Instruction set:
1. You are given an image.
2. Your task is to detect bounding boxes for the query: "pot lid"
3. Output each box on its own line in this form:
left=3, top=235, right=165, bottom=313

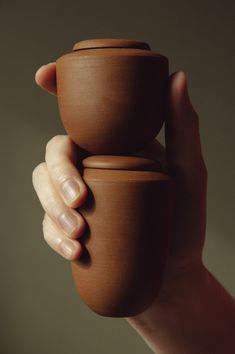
left=82, top=155, right=160, bottom=171
left=73, top=38, right=151, bottom=51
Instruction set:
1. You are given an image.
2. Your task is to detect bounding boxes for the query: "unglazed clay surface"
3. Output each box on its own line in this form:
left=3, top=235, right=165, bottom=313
left=56, top=39, right=169, bottom=154
left=71, top=156, right=175, bottom=317
left=55, top=39, right=174, bottom=317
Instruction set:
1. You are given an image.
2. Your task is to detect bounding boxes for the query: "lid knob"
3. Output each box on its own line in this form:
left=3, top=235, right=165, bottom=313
left=73, top=38, right=151, bottom=51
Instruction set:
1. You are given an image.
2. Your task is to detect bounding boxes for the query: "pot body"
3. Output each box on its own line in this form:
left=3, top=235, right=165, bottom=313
left=71, top=166, right=175, bottom=317
left=56, top=39, right=168, bottom=154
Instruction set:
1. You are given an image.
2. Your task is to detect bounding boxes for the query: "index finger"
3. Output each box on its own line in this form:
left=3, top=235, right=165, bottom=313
left=35, top=62, right=57, bottom=95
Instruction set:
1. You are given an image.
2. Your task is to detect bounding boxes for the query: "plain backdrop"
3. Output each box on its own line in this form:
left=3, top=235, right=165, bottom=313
left=1, top=0, right=234, bottom=353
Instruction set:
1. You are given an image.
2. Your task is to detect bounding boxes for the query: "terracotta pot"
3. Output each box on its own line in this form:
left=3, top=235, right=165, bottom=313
left=71, top=156, right=175, bottom=317
left=56, top=38, right=169, bottom=154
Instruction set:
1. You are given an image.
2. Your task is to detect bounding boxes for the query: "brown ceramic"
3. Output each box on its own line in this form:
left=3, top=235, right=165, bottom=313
left=71, top=156, right=175, bottom=317
left=56, top=38, right=169, bottom=154
left=54, top=38, right=174, bottom=317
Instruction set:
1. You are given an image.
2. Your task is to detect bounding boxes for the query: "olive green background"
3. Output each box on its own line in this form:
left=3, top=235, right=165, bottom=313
left=1, top=0, right=234, bottom=353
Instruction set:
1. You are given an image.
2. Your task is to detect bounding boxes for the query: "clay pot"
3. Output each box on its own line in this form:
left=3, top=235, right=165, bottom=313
left=56, top=39, right=169, bottom=154
left=55, top=38, right=174, bottom=317
left=71, top=156, right=175, bottom=317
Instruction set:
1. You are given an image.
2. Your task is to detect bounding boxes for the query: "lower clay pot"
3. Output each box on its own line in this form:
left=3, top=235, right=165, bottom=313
left=71, top=156, right=175, bottom=317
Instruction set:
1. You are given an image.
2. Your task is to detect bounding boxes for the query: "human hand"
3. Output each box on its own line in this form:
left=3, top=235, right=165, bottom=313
left=32, top=64, right=88, bottom=259
left=33, top=62, right=207, bottom=269
left=33, top=63, right=235, bottom=354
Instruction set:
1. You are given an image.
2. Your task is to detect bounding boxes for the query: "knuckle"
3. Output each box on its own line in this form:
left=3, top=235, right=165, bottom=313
left=42, top=217, right=49, bottom=241
left=42, top=214, right=47, bottom=227
left=46, top=135, right=68, bottom=153
left=32, top=162, right=46, bottom=184
left=43, top=195, right=58, bottom=215
left=43, top=229, right=50, bottom=244
left=42, top=215, right=55, bottom=243
left=47, top=161, right=64, bottom=181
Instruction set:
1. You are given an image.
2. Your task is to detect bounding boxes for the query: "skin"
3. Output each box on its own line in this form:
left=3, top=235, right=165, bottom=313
left=33, top=64, right=235, bottom=353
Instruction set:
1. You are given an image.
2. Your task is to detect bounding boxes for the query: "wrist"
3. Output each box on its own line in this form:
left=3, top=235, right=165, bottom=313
left=127, top=262, right=235, bottom=354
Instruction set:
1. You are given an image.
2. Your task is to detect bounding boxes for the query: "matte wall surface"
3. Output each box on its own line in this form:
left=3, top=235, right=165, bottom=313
left=1, top=1, right=234, bottom=353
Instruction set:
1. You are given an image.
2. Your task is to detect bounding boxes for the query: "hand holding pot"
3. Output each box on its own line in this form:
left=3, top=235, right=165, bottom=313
left=34, top=64, right=207, bottom=295
left=33, top=63, right=235, bottom=354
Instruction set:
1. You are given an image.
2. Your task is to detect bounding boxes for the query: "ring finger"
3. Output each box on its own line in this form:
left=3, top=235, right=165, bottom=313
left=43, top=213, right=82, bottom=260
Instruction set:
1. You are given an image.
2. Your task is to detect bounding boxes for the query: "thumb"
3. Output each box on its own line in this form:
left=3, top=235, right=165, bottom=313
left=166, top=71, right=206, bottom=184
left=165, top=71, right=207, bottom=263
left=35, top=63, right=57, bottom=95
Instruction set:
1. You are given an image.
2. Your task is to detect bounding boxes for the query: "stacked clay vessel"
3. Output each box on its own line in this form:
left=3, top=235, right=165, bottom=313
left=56, top=39, right=175, bottom=317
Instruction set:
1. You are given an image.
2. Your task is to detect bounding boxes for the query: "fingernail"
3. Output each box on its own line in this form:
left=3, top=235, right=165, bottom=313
left=58, top=211, right=78, bottom=235
left=61, top=178, right=80, bottom=203
left=60, top=239, right=76, bottom=259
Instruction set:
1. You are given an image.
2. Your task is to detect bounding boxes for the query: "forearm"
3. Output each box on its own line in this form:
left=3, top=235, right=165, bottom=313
left=127, top=264, right=235, bottom=354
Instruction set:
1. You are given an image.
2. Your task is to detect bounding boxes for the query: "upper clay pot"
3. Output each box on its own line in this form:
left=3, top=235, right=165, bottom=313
left=56, top=39, right=169, bottom=154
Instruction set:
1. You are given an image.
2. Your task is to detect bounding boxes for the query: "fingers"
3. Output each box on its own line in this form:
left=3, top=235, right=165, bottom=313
left=45, top=135, right=88, bottom=208
left=32, top=162, right=86, bottom=240
left=32, top=135, right=88, bottom=260
left=35, top=63, right=57, bottom=95
left=165, top=72, right=207, bottom=263
left=43, top=214, right=82, bottom=260
left=166, top=71, right=207, bottom=184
